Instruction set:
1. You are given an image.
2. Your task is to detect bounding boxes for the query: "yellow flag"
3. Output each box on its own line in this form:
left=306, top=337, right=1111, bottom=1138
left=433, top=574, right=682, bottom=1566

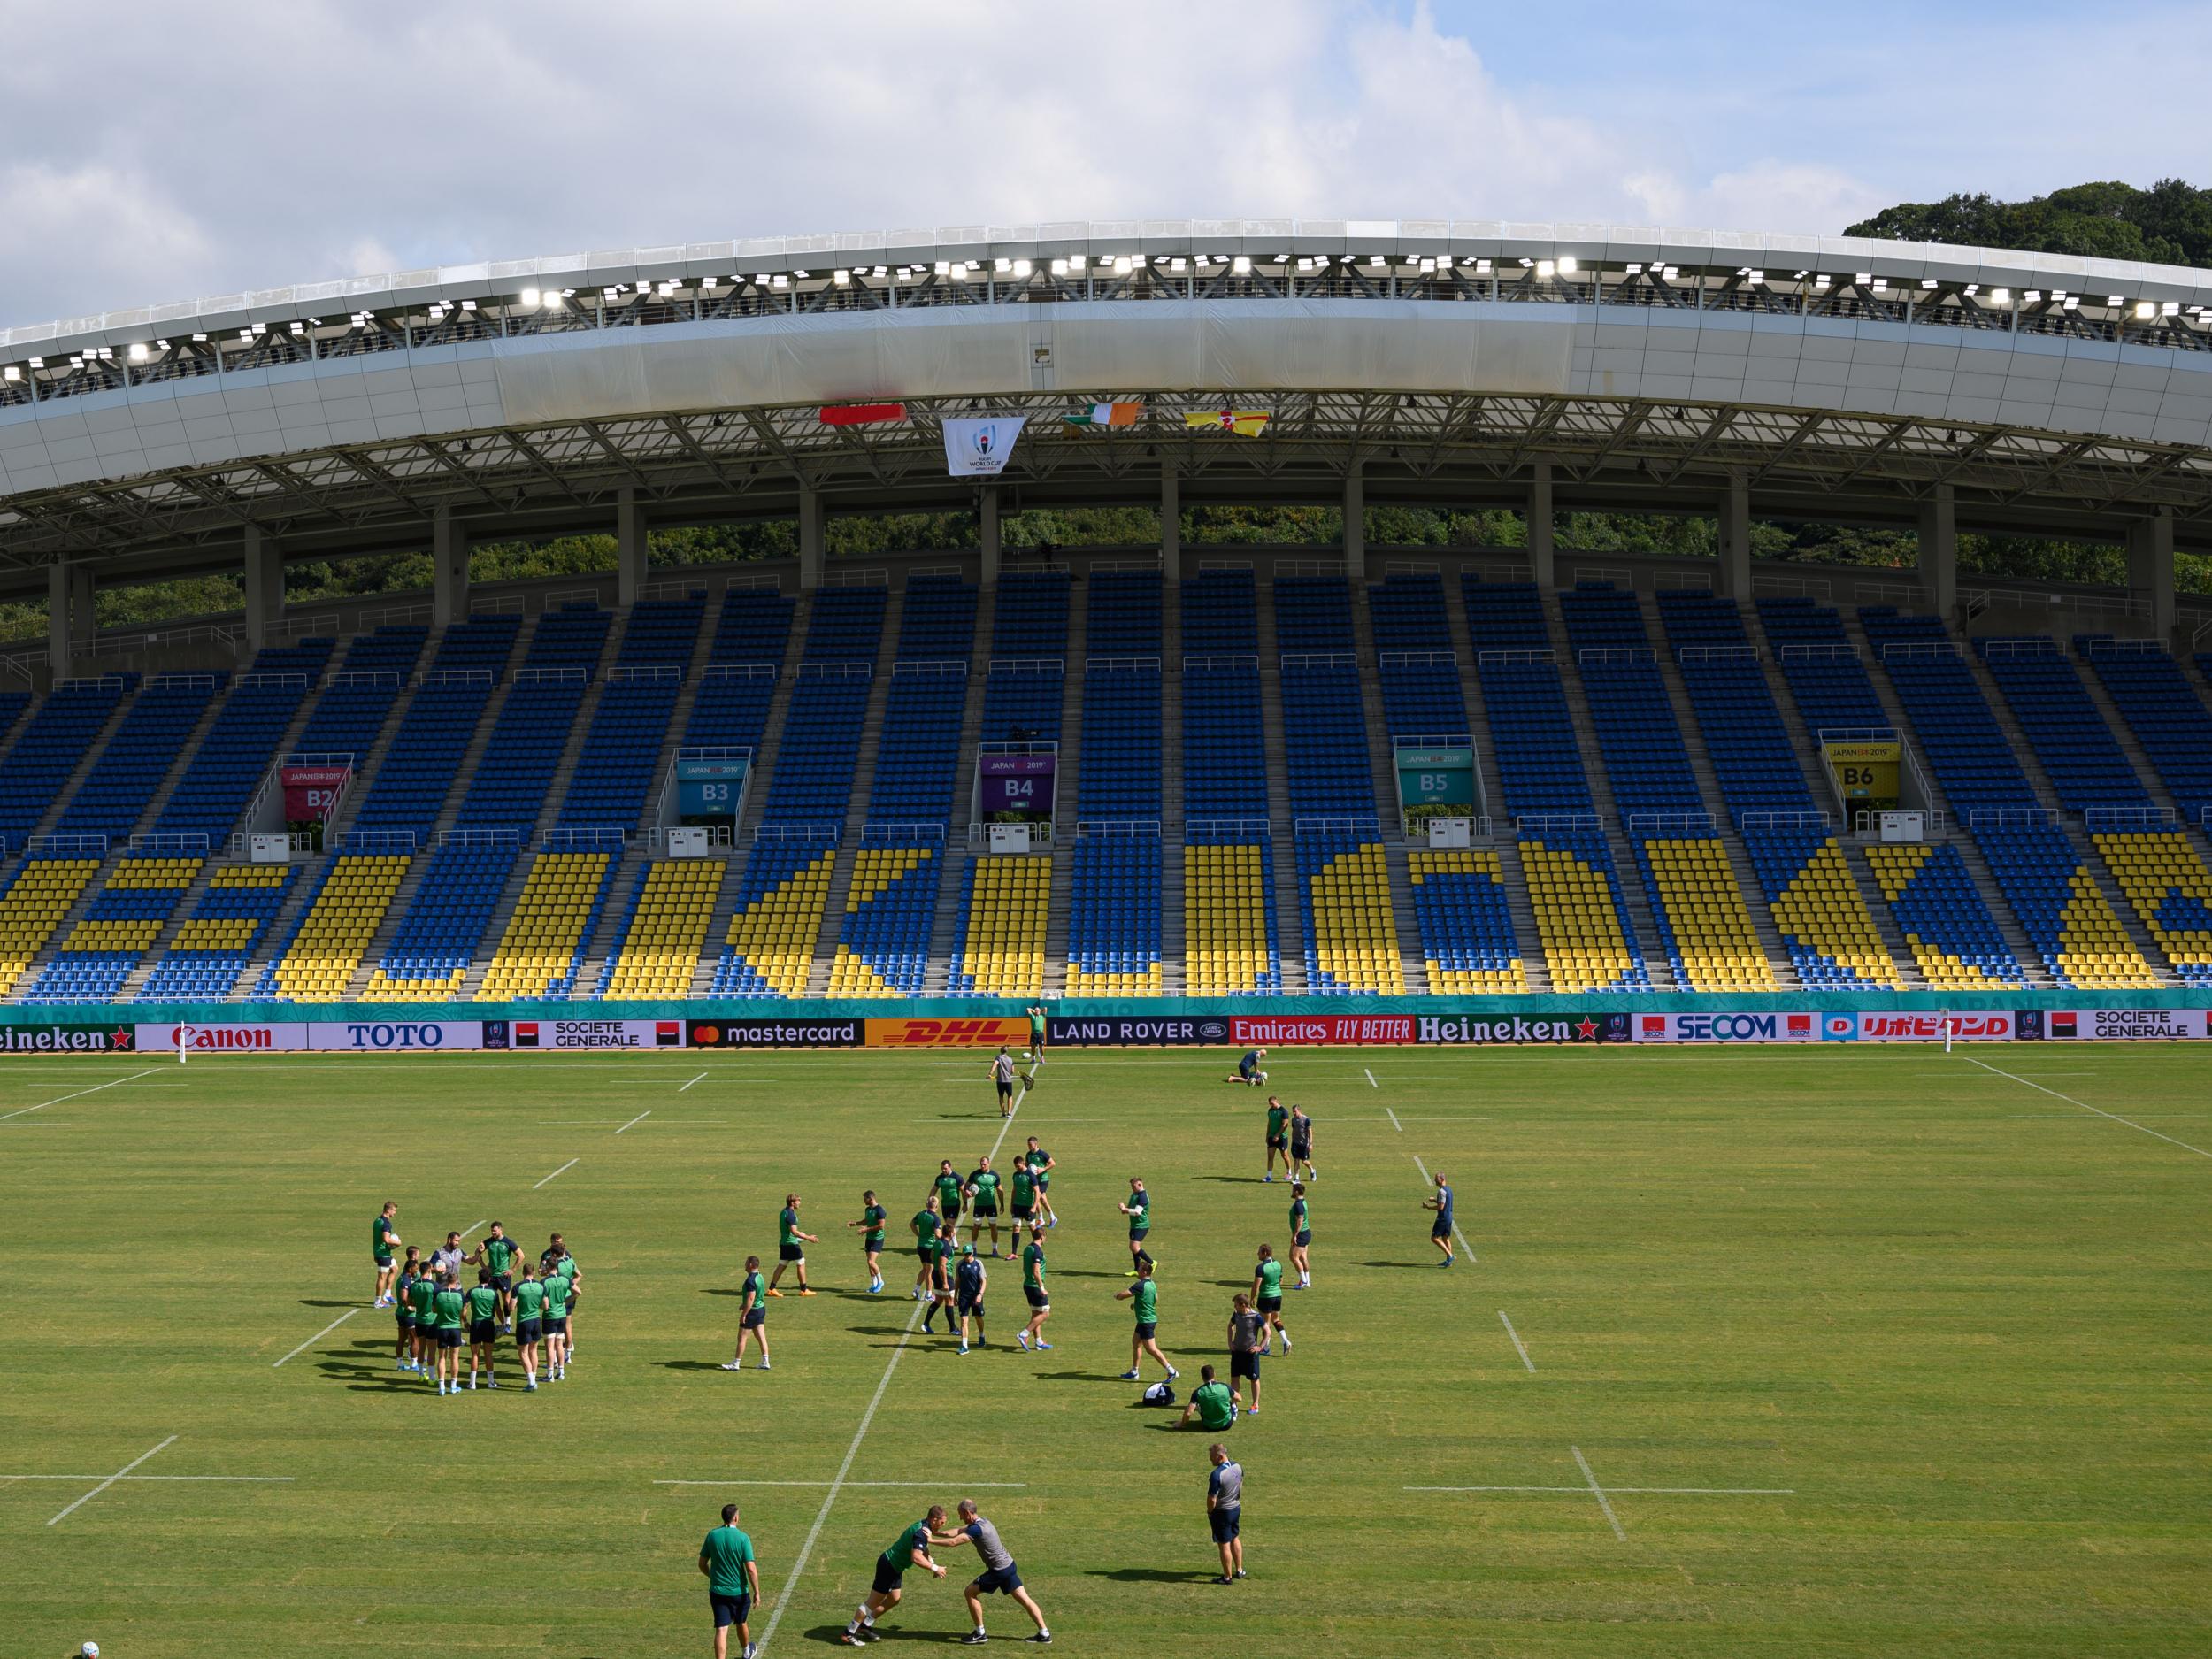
left=1185, top=409, right=1272, bottom=437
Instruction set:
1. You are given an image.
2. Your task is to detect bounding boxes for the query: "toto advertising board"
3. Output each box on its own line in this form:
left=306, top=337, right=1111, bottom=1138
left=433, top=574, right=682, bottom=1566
left=310, top=1021, right=486, bottom=1051
left=688, top=1018, right=863, bottom=1049
left=483, top=1019, right=685, bottom=1050
left=2024, top=1008, right=2211, bottom=1041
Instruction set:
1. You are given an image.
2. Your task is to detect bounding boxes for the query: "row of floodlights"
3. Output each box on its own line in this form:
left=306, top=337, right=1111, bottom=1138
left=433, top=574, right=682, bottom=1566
left=3, top=262, right=2200, bottom=382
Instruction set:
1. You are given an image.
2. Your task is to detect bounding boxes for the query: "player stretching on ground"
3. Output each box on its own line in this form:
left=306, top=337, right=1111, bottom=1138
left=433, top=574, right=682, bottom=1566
left=1288, top=1182, right=1312, bottom=1288
left=1424, top=1171, right=1456, bottom=1268
left=722, top=1255, right=770, bottom=1371
left=1252, top=1243, right=1291, bottom=1354
left=372, top=1202, right=401, bottom=1306
left=511, top=1260, right=545, bottom=1390
left=935, top=1499, right=1052, bottom=1645
left=1289, top=1102, right=1316, bottom=1183
left=465, top=1268, right=502, bottom=1390
left=1225, top=1047, right=1267, bottom=1087
left=964, top=1156, right=1004, bottom=1257
left=842, top=1506, right=949, bottom=1645
left=955, top=1244, right=988, bottom=1353
left=991, top=1048, right=1018, bottom=1119
left=849, top=1190, right=888, bottom=1294
left=541, top=1259, right=572, bottom=1379
left=1118, top=1178, right=1154, bottom=1274
left=392, top=1248, right=422, bottom=1371
left=768, top=1195, right=817, bottom=1298
left=1024, top=1137, right=1057, bottom=1229
left=910, top=1197, right=942, bottom=1300
left=1116, top=1258, right=1178, bottom=1381
left=1016, top=1224, right=1052, bottom=1351
left=1263, top=1096, right=1291, bottom=1181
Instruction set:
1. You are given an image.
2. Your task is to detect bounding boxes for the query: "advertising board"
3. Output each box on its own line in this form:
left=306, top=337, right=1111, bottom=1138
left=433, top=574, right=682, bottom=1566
left=865, top=1018, right=1030, bottom=1048
left=978, top=754, right=1056, bottom=818
left=1636, top=1011, right=1819, bottom=1043
left=0, top=1023, right=139, bottom=1053
left=2027, top=1009, right=2210, bottom=1041
left=309, top=1021, right=486, bottom=1051
left=1047, top=1016, right=1232, bottom=1046
left=135, top=1023, right=311, bottom=1053
left=1395, top=746, right=1476, bottom=810
left=676, top=757, right=749, bottom=820
left=687, top=1018, right=863, bottom=1049
left=1229, top=1015, right=1417, bottom=1046
left=483, top=1019, right=686, bottom=1050
left=1422, top=1013, right=1625, bottom=1044
left=1853, top=1012, right=2012, bottom=1043
left=280, top=764, right=352, bottom=822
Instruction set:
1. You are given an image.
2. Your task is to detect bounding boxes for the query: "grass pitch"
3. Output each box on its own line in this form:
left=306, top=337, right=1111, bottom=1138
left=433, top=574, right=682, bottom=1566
left=3, top=1043, right=2209, bottom=1657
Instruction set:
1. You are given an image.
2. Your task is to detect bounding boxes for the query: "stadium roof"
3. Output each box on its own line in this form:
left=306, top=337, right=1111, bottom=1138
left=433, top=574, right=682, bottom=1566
left=4, top=219, right=2212, bottom=591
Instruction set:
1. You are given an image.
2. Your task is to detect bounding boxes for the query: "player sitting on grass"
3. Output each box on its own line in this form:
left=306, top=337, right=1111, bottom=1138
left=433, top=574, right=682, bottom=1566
left=1179, top=1363, right=1238, bottom=1431
left=843, top=1506, right=949, bottom=1645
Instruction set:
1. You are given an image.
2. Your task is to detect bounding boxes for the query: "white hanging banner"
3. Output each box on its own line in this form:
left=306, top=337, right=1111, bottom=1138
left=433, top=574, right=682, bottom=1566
left=942, top=415, right=1028, bottom=477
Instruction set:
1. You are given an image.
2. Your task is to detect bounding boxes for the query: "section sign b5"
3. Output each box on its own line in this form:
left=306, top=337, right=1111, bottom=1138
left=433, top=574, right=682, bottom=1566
left=865, top=1017, right=1029, bottom=1048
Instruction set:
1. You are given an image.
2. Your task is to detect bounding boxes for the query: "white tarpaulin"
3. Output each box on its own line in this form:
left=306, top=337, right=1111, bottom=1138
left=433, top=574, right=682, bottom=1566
left=942, top=415, right=1027, bottom=476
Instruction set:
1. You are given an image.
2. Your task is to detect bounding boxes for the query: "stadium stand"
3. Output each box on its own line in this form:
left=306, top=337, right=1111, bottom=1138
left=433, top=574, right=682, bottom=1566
left=1978, top=638, right=2150, bottom=812
left=949, top=851, right=1050, bottom=995
left=1183, top=826, right=1281, bottom=994
left=1179, top=570, right=1276, bottom=992
left=683, top=588, right=795, bottom=757
left=476, top=850, right=617, bottom=1000
left=141, top=864, right=296, bottom=1001
left=2090, top=830, right=2212, bottom=987
left=598, top=859, right=726, bottom=999
left=1064, top=572, right=1164, bottom=993
left=827, top=846, right=939, bottom=997
left=16, top=855, right=203, bottom=1004
left=0, top=676, right=134, bottom=849
left=556, top=595, right=702, bottom=832
left=57, top=674, right=224, bottom=843
left=252, top=853, right=410, bottom=1000
left=1407, top=848, right=1525, bottom=991
left=1862, top=841, right=2027, bottom=989
left=150, top=642, right=334, bottom=848
left=710, top=845, right=836, bottom=996
left=360, top=843, right=519, bottom=1001
left=1757, top=596, right=1890, bottom=735
left=291, top=626, right=427, bottom=764
left=0, top=856, right=104, bottom=998
left=2083, top=641, right=2212, bottom=826
left=348, top=615, right=520, bottom=840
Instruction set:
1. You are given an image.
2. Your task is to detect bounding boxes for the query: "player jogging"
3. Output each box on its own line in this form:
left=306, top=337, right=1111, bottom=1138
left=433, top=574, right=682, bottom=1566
left=849, top=1191, right=888, bottom=1294
left=1424, top=1171, right=1456, bottom=1267
left=955, top=1244, right=987, bottom=1353
left=541, top=1259, right=572, bottom=1379
left=392, top=1247, right=423, bottom=1371
left=722, top=1255, right=770, bottom=1371
left=1118, top=1178, right=1155, bottom=1274
left=1288, top=1182, right=1312, bottom=1289
left=935, top=1499, right=1052, bottom=1645
left=964, top=1156, right=1004, bottom=1256
left=1263, top=1096, right=1291, bottom=1181
left=910, top=1198, right=942, bottom=1300
left=767, top=1195, right=817, bottom=1298
left=842, top=1506, right=949, bottom=1645
left=1252, top=1243, right=1292, bottom=1354
left=700, top=1502, right=762, bottom=1659
left=991, top=1047, right=1018, bottom=1118
left=431, top=1272, right=466, bottom=1395
left=1115, top=1258, right=1178, bottom=1381
left=1016, top=1224, right=1052, bottom=1350
left=1024, top=1137, right=1057, bottom=1228
left=1225, top=1047, right=1267, bottom=1087
left=372, top=1202, right=401, bottom=1306
left=511, top=1260, right=546, bottom=1390
left=1289, top=1104, right=1316, bottom=1182
left=1227, top=1294, right=1265, bottom=1412
left=465, top=1268, right=501, bottom=1390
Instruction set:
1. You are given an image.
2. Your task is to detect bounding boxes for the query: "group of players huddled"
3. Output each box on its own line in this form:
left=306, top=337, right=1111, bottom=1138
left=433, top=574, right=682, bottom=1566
left=370, top=1204, right=581, bottom=1394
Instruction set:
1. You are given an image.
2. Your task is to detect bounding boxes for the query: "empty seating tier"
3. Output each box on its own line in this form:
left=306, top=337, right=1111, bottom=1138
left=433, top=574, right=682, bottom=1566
left=1517, top=829, right=1649, bottom=993
left=142, top=864, right=296, bottom=1002
left=828, top=847, right=941, bottom=997
left=1295, top=831, right=1404, bottom=994
left=0, top=679, right=131, bottom=849
left=362, top=844, right=520, bottom=1002
left=1636, top=836, right=1778, bottom=992
left=949, top=855, right=1050, bottom=995
left=2092, top=831, right=2212, bottom=987
left=0, top=857, right=103, bottom=998
left=255, top=854, right=410, bottom=1001
left=1064, top=834, right=1163, bottom=995
left=1863, top=842, right=2026, bottom=989
left=18, top=856, right=203, bottom=1004
left=1975, top=822, right=2159, bottom=989
left=710, top=845, right=835, bottom=996
left=154, top=641, right=334, bottom=844
left=477, top=851, right=617, bottom=1001
left=599, top=860, right=726, bottom=1000
left=57, top=675, right=222, bottom=842
left=1408, top=849, right=1526, bottom=992
left=1744, top=829, right=1901, bottom=988
left=1979, top=640, right=2148, bottom=811
left=2086, top=645, right=2212, bottom=825
left=1183, top=831, right=1280, bottom=994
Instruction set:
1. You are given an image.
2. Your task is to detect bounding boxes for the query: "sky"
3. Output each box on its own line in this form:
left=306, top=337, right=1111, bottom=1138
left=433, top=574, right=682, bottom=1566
left=0, top=0, right=2206, bottom=328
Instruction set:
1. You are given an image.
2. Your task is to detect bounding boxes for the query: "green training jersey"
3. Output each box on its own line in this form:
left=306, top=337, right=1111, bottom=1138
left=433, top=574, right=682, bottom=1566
left=465, top=1285, right=498, bottom=1322
left=935, top=1172, right=964, bottom=1213
left=1126, top=1190, right=1150, bottom=1233
left=779, top=1207, right=802, bottom=1247
left=408, top=1277, right=436, bottom=1320
left=553, top=1255, right=578, bottom=1282
left=702, top=1525, right=756, bottom=1597
left=1132, top=1279, right=1157, bottom=1323
left=373, top=1214, right=396, bottom=1261
left=1022, top=1241, right=1045, bottom=1288
left=1290, top=1195, right=1308, bottom=1233
left=433, top=1288, right=465, bottom=1331
left=862, top=1204, right=887, bottom=1246
left=513, top=1279, right=546, bottom=1322
left=1028, top=1011, right=1046, bottom=1038
left=1193, top=1379, right=1237, bottom=1430
left=741, top=1270, right=764, bottom=1310
left=1267, top=1103, right=1289, bottom=1139
left=1011, top=1168, right=1035, bottom=1207
left=1025, top=1147, right=1050, bottom=1175
left=1257, top=1258, right=1284, bottom=1298
left=542, top=1277, right=571, bottom=1319
left=482, top=1236, right=516, bottom=1275
left=880, top=1519, right=934, bottom=1576
left=969, top=1169, right=1001, bottom=1206
left=911, top=1208, right=940, bottom=1244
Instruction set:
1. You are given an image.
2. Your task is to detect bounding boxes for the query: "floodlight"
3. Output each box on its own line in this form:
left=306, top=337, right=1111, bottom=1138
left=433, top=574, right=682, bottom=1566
left=1624, top=263, right=1644, bottom=275
left=2051, top=289, right=2067, bottom=301
left=2135, top=300, right=2155, bottom=319
left=1990, top=288, right=2009, bottom=304
left=238, top=329, right=252, bottom=341
left=192, top=334, right=206, bottom=342
left=1518, top=257, right=1534, bottom=268
left=951, top=264, right=971, bottom=280
left=1113, top=256, right=1133, bottom=274
left=1419, top=258, right=1435, bottom=273
left=1964, top=283, right=1979, bottom=295
left=68, top=356, right=82, bottom=368
left=933, top=261, right=950, bottom=275
left=1013, top=259, right=1032, bottom=278
left=127, top=342, right=148, bottom=362
left=753, top=273, right=771, bottom=285
left=27, top=357, right=41, bottom=367
left=156, top=338, right=170, bottom=349
left=2063, top=297, right=2080, bottom=310
left=1855, top=273, right=1872, bottom=284
left=604, top=288, right=621, bottom=298
left=1747, top=270, right=1765, bottom=285
left=2107, top=294, right=2124, bottom=306
left=1920, top=279, right=1937, bottom=289
left=2024, top=290, right=2040, bottom=303
left=288, top=321, right=304, bottom=334
left=1369, top=255, right=1383, bottom=267
left=1232, top=255, right=1251, bottom=275
left=2162, top=301, right=2179, bottom=316
left=1169, top=257, right=1186, bottom=273
left=253, top=321, right=268, bottom=334
left=772, top=274, right=788, bottom=288
left=1870, top=278, right=1886, bottom=291
left=1662, top=266, right=1678, bottom=279
left=1, top=366, right=16, bottom=381
left=658, top=282, right=676, bottom=297
left=1814, top=275, right=1831, bottom=289
left=1474, top=259, right=1492, bottom=274
left=794, top=271, right=810, bottom=279
left=520, top=287, right=541, bottom=308
left=1050, top=258, right=1069, bottom=277
left=1793, top=269, right=1809, bottom=280
left=1557, top=256, right=1578, bottom=274
left=1070, top=254, right=1087, bottom=271
left=872, top=266, right=887, bottom=278
left=833, top=269, right=851, bottom=287
left=1536, top=259, right=1555, bottom=277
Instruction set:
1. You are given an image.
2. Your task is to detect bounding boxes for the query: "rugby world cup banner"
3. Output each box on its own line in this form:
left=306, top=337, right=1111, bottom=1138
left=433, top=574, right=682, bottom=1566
left=866, top=1017, right=1030, bottom=1048
left=484, top=1019, right=685, bottom=1050
left=136, top=1023, right=311, bottom=1052
left=2022, top=1009, right=2211, bottom=1041
left=942, top=416, right=1028, bottom=478
left=688, top=1018, right=863, bottom=1049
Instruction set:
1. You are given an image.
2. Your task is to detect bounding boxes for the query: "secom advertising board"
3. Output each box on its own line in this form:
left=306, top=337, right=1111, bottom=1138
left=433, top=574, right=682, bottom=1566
left=1638, top=1011, right=1820, bottom=1043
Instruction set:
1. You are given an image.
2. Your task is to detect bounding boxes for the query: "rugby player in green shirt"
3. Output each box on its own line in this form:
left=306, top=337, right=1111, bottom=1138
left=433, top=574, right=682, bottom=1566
left=1179, top=1363, right=1239, bottom=1432
left=1115, top=1257, right=1177, bottom=1382
left=1252, top=1242, right=1292, bottom=1355
left=511, top=1261, right=547, bottom=1390
left=372, top=1201, right=401, bottom=1307
left=842, top=1505, right=949, bottom=1646
left=1263, top=1096, right=1292, bottom=1182
left=466, top=1221, right=518, bottom=1329
left=1015, top=1225, right=1053, bottom=1351
left=464, top=1269, right=503, bottom=1391
left=1289, top=1181, right=1312, bottom=1289
left=431, top=1272, right=466, bottom=1396
left=933, top=1161, right=965, bottom=1225
left=541, top=1261, right=573, bottom=1381
left=767, top=1194, right=817, bottom=1299
left=1118, top=1178, right=1155, bottom=1275
left=721, top=1255, right=770, bottom=1371
left=1023, top=1137, right=1057, bottom=1229
left=406, top=1257, right=439, bottom=1379
left=699, top=1502, right=762, bottom=1659
left=964, top=1156, right=1005, bottom=1257
left=849, top=1190, right=888, bottom=1294
left=910, top=1198, right=941, bottom=1301
left=392, top=1246, right=423, bottom=1372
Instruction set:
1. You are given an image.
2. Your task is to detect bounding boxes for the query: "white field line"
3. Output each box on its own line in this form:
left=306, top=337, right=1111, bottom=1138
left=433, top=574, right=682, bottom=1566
left=532, top=1158, right=579, bottom=1190
left=1410, top=1155, right=1475, bottom=1263
left=656, top=1479, right=1027, bottom=1489
left=756, top=1299, right=928, bottom=1656
left=0, top=1067, right=158, bottom=1123
left=679, top=1072, right=708, bottom=1092
left=1968, top=1058, right=2212, bottom=1160
left=1499, top=1310, right=1535, bottom=1371
left=1571, top=1446, right=1627, bottom=1541
left=272, top=1309, right=358, bottom=1368
left=1407, top=1484, right=1793, bottom=1495
left=47, top=1436, right=176, bottom=1525
left=4, top=1473, right=292, bottom=1483
left=615, top=1111, right=652, bottom=1134
left=458, top=1219, right=487, bottom=1240
left=1364, top=1068, right=1379, bottom=1089
left=1385, top=1107, right=1402, bottom=1133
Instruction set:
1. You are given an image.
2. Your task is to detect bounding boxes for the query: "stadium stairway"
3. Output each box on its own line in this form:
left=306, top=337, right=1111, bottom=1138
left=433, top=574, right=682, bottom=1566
left=2072, top=651, right=2187, bottom=820
left=19, top=683, right=154, bottom=848
left=1039, top=585, right=1087, bottom=995
left=1157, top=580, right=1187, bottom=993
left=1249, top=579, right=1310, bottom=991
left=1348, top=583, right=1432, bottom=992
left=801, top=584, right=905, bottom=995
left=918, top=585, right=1005, bottom=994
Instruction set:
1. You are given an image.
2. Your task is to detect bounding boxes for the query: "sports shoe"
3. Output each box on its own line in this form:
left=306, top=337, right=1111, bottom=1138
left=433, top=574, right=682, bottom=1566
left=1025, top=1635, right=1052, bottom=1644
left=1035, top=1341, right=1052, bottom=1350
left=488, top=1379, right=500, bottom=1389
left=1016, top=1333, right=1030, bottom=1350
left=766, top=1288, right=784, bottom=1299
left=958, top=1344, right=971, bottom=1355
left=1213, top=1574, right=1233, bottom=1585
left=1233, top=1570, right=1247, bottom=1580
left=1263, top=1173, right=1273, bottom=1182
left=1281, top=1333, right=1292, bottom=1352
left=526, top=1380, right=537, bottom=1391
left=1166, top=1366, right=1180, bottom=1379
left=757, top=1361, right=771, bottom=1371
left=1121, top=1369, right=1141, bottom=1380
left=1124, top=1270, right=1139, bottom=1278
left=869, top=1280, right=884, bottom=1294
left=799, top=1288, right=816, bottom=1297
left=961, top=1631, right=988, bottom=1644
left=1046, top=1218, right=1057, bottom=1229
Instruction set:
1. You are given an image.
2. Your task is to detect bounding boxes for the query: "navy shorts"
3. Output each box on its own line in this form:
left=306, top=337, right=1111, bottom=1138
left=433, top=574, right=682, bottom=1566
left=516, top=1319, right=541, bottom=1346
left=1129, top=1229, right=1149, bottom=1244
left=974, top=1562, right=1024, bottom=1596
left=995, top=1081, right=1013, bottom=1098
left=973, top=1202, right=997, bottom=1217
left=1210, top=1507, right=1241, bottom=1544
left=396, top=1313, right=414, bottom=1330
left=545, top=1317, right=569, bottom=1335
left=1025, top=1286, right=1048, bottom=1310
left=469, top=1319, right=495, bottom=1345
left=1257, top=1295, right=1281, bottom=1315
left=741, top=1309, right=766, bottom=1330
left=491, top=1273, right=512, bottom=1294
left=779, top=1243, right=805, bottom=1263
left=958, top=1297, right=984, bottom=1317
left=437, top=1326, right=463, bottom=1348
left=1432, top=1222, right=1454, bottom=1240
left=1291, top=1141, right=1311, bottom=1161
left=1266, top=1134, right=1287, bottom=1150
left=1231, top=1351, right=1260, bottom=1381
left=1294, top=1230, right=1312, bottom=1248
left=710, top=1592, right=751, bottom=1628
left=1011, top=1206, right=1033, bottom=1225
left=1134, top=1320, right=1157, bottom=1340
left=872, top=1558, right=905, bottom=1596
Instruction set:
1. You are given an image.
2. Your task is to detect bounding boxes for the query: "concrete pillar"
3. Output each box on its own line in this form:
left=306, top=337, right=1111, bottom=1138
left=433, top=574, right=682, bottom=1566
left=1717, top=474, right=1752, bottom=599
left=797, top=485, right=824, bottom=592
left=46, top=562, right=73, bottom=682
left=2126, top=511, right=2176, bottom=641
left=1343, top=465, right=1365, bottom=585
left=1526, top=464, right=1555, bottom=589
left=1916, top=483, right=1957, bottom=622
left=615, top=488, right=647, bottom=609
left=979, top=488, right=1001, bottom=588
left=431, top=505, right=470, bottom=629
left=1160, top=465, right=1181, bottom=583
left=243, top=525, right=283, bottom=651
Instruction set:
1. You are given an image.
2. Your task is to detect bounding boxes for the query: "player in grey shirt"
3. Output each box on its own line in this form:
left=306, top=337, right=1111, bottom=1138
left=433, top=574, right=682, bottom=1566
left=933, top=1498, right=1051, bottom=1644
left=1227, top=1295, right=1267, bottom=1413
left=1207, top=1445, right=1245, bottom=1582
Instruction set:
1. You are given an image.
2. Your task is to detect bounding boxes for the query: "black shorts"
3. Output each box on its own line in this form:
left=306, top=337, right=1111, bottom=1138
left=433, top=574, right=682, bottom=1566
left=470, top=1319, right=495, bottom=1345
left=930, top=1266, right=950, bottom=1292
left=517, top=1319, right=542, bottom=1346
left=491, top=1273, right=512, bottom=1294
left=396, top=1314, right=414, bottom=1330
left=1257, top=1295, right=1281, bottom=1315
left=545, top=1316, right=569, bottom=1335
left=741, top=1309, right=766, bottom=1330
left=1432, top=1222, right=1454, bottom=1240
left=918, top=1246, right=934, bottom=1263
left=957, top=1298, right=984, bottom=1317
left=1011, top=1205, right=1033, bottom=1224
left=779, top=1243, right=805, bottom=1263
left=872, top=1558, right=905, bottom=1596
left=1134, top=1320, right=1157, bottom=1340
left=1129, top=1228, right=1149, bottom=1244
left=437, top=1326, right=463, bottom=1348
left=973, top=1202, right=998, bottom=1218
left=1231, top=1350, right=1260, bottom=1380
left=864, top=1237, right=884, bottom=1254
left=995, top=1080, right=1014, bottom=1098
left=1210, top=1507, right=1241, bottom=1545
left=1266, top=1134, right=1287, bottom=1150
left=710, top=1593, right=751, bottom=1629
left=1294, top=1230, right=1312, bottom=1248
left=973, top=1562, right=1024, bottom=1596
left=1033, top=1173, right=1049, bottom=1189
left=1025, top=1286, right=1048, bottom=1310
left=1291, top=1142, right=1310, bottom=1162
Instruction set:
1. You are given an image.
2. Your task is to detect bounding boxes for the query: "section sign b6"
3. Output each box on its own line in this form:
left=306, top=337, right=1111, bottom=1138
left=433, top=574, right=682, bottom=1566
left=865, top=1018, right=1030, bottom=1048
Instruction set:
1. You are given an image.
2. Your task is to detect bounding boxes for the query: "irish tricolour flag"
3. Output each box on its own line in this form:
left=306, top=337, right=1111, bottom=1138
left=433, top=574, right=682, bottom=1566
left=1063, top=402, right=1142, bottom=428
